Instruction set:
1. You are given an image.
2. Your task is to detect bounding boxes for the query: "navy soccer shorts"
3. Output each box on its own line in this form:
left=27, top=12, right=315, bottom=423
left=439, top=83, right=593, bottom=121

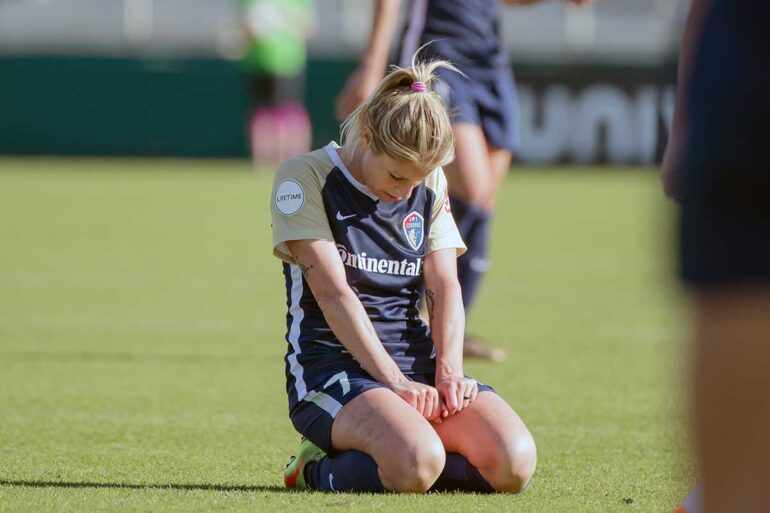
left=678, top=2, right=770, bottom=287
left=288, top=366, right=496, bottom=454
left=434, top=66, right=520, bottom=154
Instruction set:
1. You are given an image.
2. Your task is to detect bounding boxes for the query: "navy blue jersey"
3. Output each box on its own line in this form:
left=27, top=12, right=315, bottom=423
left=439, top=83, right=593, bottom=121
left=399, top=0, right=505, bottom=71
left=271, top=142, right=465, bottom=403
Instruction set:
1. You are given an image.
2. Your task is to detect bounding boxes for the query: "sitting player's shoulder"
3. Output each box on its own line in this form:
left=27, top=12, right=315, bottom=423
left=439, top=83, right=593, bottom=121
left=274, top=148, right=332, bottom=187
left=424, top=166, right=449, bottom=194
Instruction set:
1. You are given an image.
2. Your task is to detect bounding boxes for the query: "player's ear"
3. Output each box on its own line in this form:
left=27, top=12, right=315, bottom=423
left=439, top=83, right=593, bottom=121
left=361, top=126, right=373, bottom=149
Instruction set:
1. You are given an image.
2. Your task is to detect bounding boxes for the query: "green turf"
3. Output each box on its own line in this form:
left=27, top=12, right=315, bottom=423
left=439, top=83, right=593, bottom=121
left=0, top=158, right=693, bottom=512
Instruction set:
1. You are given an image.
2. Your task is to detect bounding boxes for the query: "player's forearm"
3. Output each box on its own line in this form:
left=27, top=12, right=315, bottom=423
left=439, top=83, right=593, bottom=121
left=426, top=281, right=465, bottom=378
left=361, top=0, right=403, bottom=72
left=316, top=287, right=406, bottom=385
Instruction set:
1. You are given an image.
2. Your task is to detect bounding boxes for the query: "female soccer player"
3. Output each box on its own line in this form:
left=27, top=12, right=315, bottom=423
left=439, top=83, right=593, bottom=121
left=336, top=0, right=594, bottom=361
left=271, top=57, right=536, bottom=493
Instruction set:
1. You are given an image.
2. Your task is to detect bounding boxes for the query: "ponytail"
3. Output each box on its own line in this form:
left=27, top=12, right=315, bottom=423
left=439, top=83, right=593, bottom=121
left=340, top=49, right=460, bottom=171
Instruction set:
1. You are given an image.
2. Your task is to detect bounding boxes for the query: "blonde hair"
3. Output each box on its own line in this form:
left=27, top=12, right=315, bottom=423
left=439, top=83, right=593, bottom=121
left=340, top=53, right=460, bottom=172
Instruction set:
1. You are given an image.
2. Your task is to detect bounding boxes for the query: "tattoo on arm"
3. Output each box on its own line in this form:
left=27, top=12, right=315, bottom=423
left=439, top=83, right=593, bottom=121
left=425, top=288, right=436, bottom=324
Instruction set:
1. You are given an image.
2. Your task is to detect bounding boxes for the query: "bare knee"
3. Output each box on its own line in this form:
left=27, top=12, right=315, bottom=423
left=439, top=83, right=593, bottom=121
left=380, top=435, right=446, bottom=493
left=483, top=432, right=537, bottom=494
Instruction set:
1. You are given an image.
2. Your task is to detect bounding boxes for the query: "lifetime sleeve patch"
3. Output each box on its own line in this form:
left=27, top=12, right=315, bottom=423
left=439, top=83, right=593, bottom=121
left=274, top=179, right=305, bottom=215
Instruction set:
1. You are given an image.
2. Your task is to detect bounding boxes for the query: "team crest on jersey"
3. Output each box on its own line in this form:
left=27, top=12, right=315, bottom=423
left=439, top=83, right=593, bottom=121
left=402, top=211, right=424, bottom=250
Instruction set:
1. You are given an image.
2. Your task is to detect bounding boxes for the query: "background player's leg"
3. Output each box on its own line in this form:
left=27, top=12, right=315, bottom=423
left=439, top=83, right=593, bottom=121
left=308, top=388, right=445, bottom=493
left=273, top=73, right=311, bottom=162
left=443, top=123, right=506, bottom=360
left=432, top=392, right=536, bottom=493
left=459, top=143, right=511, bottom=310
left=444, top=123, right=491, bottom=206
left=692, top=286, right=770, bottom=513
left=483, top=145, right=513, bottom=212
left=248, top=75, right=280, bottom=166
left=444, top=123, right=492, bottom=313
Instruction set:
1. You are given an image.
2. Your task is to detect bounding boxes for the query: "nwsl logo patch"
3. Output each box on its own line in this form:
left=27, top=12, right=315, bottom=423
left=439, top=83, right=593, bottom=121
left=402, top=211, right=424, bottom=250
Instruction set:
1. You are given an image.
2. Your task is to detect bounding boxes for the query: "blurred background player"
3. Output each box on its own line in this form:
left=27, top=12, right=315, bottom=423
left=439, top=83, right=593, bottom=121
left=335, top=0, right=594, bottom=361
left=240, top=0, right=314, bottom=166
left=663, top=0, right=770, bottom=512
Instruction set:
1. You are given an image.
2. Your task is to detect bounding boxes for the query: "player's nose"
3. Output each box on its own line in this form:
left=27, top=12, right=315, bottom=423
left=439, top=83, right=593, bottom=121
left=395, top=184, right=415, bottom=200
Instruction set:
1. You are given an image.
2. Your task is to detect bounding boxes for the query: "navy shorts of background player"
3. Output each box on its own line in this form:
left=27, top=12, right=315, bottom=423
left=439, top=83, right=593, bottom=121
left=270, top=142, right=494, bottom=453
left=398, top=0, right=520, bottom=153
left=678, top=0, right=770, bottom=286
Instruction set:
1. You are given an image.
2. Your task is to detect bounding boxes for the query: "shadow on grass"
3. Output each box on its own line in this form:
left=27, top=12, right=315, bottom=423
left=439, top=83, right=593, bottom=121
left=0, top=479, right=287, bottom=493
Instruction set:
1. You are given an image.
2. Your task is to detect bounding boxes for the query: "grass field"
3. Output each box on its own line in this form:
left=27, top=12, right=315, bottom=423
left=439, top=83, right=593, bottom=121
left=0, top=159, right=693, bottom=512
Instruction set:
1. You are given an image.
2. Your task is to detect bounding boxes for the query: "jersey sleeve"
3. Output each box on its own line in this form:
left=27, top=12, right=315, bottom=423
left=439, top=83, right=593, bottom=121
left=426, top=168, right=467, bottom=256
left=271, top=157, right=334, bottom=264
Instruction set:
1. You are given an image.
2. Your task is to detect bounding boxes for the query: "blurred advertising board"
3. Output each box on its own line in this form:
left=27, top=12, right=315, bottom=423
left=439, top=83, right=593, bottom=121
left=0, top=57, right=674, bottom=165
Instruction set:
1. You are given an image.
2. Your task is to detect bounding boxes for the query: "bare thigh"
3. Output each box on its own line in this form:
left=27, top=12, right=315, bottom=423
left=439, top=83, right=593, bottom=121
left=444, top=123, right=492, bottom=207
left=484, top=145, right=512, bottom=211
left=433, top=391, right=537, bottom=493
left=331, top=387, right=446, bottom=492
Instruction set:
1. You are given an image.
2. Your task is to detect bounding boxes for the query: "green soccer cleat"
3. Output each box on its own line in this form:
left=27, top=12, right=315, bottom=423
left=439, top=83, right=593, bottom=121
left=284, top=438, right=326, bottom=490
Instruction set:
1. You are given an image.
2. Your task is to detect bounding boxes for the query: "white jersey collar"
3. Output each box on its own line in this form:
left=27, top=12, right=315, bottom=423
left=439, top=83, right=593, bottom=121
left=324, top=142, right=379, bottom=201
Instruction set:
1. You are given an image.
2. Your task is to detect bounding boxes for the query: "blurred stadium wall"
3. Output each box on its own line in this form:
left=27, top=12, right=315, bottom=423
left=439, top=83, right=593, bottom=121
left=0, top=0, right=690, bottom=163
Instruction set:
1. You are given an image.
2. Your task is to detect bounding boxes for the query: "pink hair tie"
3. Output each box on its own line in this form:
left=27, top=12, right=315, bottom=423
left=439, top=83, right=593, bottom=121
left=410, top=81, right=427, bottom=92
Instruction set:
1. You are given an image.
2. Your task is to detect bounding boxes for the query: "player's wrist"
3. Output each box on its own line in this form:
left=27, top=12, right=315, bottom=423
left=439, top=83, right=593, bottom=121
left=436, top=363, right=464, bottom=381
left=379, top=369, right=408, bottom=388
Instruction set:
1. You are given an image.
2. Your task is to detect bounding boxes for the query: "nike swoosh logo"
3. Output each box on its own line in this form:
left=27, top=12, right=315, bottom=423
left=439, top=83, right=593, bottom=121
left=336, top=212, right=357, bottom=221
